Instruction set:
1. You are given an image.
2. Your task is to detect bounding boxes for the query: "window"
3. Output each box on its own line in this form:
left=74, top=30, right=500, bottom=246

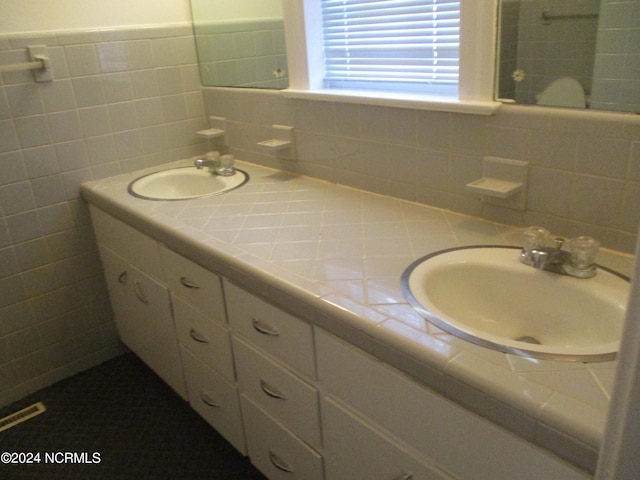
left=321, top=0, right=460, bottom=97
left=282, top=0, right=499, bottom=115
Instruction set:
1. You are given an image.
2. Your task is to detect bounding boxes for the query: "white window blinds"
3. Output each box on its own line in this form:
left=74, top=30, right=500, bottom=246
left=321, top=0, right=460, bottom=96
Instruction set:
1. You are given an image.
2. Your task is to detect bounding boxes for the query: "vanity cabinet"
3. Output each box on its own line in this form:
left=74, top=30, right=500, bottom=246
left=89, top=204, right=590, bottom=480
left=159, top=246, right=245, bottom=454
left=90, top=207, right=186, bottom=399
left=224, top=280, right=323, bottom=479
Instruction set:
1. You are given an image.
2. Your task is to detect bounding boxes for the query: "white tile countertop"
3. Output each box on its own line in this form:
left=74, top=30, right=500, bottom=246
left=81, top=158, right=635, bottom=474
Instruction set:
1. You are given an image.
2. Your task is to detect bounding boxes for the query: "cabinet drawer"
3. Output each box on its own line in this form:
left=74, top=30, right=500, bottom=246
left=173, top=296, right=235, bottom=381
left=322, top=397, right=454, bottom=480
left=160, top=246, right=226, bottom=321
left=181, top=348, right=246, bottom=455
left=224, top=280, right=315, bottom=380
left=234, top=337, right=321, bottom=450
left=241, top=396, right=323, bottom=480
left=90, top=206, right=164, bottom=281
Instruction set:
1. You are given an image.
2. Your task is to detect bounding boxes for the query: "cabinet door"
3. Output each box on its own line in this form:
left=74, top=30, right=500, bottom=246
left=98, top=245, right=186, bottom=399
left=241, top=396, right=323, bottom=480
left=181, top=348, right=246, bottom=455
left=99, top=245, right=138, bottom=350
left=322, top=397, right=455, bottom=480
left=316, top=330, right=590, bottom=480
left=90, top=206, right=164, bottom=280
left=128, top=264, right=184, bottom=397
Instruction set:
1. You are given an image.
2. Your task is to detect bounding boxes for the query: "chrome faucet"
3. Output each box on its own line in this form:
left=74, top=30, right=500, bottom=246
left=520, top=227, right=600, bottom=279
left=194, top=151, right=235, bottom=176
left=194, top=151, right=220, bottom=172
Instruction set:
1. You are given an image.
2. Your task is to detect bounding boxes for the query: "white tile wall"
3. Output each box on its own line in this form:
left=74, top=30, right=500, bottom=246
left=202, top=88, right=640, bottom=253
left=0, top=25, right=208, bottom=407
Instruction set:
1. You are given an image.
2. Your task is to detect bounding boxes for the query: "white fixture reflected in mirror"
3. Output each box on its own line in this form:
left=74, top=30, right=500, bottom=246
left=495, top=0, right=640, bottom=113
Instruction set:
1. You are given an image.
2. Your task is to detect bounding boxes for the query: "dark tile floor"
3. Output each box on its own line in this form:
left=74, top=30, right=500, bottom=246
left=0, top=353, right=267, bottom=479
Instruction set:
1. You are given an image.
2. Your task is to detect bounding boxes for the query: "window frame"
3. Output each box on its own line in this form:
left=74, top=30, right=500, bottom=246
left=281, top=0, right=501, bottom=115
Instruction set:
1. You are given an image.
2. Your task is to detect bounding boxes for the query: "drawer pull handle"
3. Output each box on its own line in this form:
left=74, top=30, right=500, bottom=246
left=252, top=318, right=280, bottom=337
left=260, top=380, right=287, bottom=400
left=200, top=391, right=220, bottom=408
left=189, top=328, right=209, bottom=344
left=397, top=473, right=414, bottom=480
left=180, top=276, right=200, bottom=289
left=134, top=281, right=149, bottom=304
left=269, top=451, right=294, bottom=473
left=118, top=271, right=128, bottom=284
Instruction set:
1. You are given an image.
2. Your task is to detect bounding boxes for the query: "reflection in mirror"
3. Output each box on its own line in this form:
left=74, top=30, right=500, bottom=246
left=189, top=0, right=288, bottom=89
left=496, top=0, right=640, bottom=113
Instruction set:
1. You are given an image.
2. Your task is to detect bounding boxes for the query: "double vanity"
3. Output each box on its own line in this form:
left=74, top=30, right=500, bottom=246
left=81, top=157, right=633, bottom=480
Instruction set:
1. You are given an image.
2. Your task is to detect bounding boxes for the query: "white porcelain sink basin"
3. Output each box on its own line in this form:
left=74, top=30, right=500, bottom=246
left=401, top=246, right=630, bottom=361
left=128, top=167, right=248, bottom=200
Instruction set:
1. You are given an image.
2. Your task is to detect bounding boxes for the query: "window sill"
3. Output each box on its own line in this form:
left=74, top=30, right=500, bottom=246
left=281, top=88, right=502, bottom=116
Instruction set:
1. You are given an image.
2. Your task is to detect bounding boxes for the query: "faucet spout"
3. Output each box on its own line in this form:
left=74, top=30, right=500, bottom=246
left=528, top=246, right=569, bottom=274
left=194, top=152, right=220, bottom=173
left=530, top=249, right=549, bottom=269
left=195, top=158, right=218, bottom=170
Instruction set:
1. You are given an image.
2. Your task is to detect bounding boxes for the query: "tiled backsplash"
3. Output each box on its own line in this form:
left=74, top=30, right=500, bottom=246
left=0, top=25, right=207, bottom=407
left=203, top=87, right=640, bottom=254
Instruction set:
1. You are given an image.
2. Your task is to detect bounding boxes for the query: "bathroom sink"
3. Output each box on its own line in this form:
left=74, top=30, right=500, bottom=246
left=401, top=246, right=630, bottom=361
left=128, top=167, right=248, bottom=200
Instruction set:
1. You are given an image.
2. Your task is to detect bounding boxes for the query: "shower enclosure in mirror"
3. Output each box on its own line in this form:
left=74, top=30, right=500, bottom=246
left=189, top=0, right=288, bottom=89
left=496, top=0, right=640, bottom=113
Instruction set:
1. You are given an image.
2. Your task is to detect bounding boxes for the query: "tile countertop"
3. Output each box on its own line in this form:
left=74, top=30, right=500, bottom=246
left=81, top=158, right=635, bottom=473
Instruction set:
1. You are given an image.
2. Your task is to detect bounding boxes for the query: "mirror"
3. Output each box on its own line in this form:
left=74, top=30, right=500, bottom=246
left=496, top=0, right=640, bottom=113
left=189, top=0, right=289, bottom=89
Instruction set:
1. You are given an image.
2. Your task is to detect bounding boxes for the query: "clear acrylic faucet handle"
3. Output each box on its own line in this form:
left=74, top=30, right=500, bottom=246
left=570, top=236, right=600, bottom=270
left=522, top=226, right=550, bottom=251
